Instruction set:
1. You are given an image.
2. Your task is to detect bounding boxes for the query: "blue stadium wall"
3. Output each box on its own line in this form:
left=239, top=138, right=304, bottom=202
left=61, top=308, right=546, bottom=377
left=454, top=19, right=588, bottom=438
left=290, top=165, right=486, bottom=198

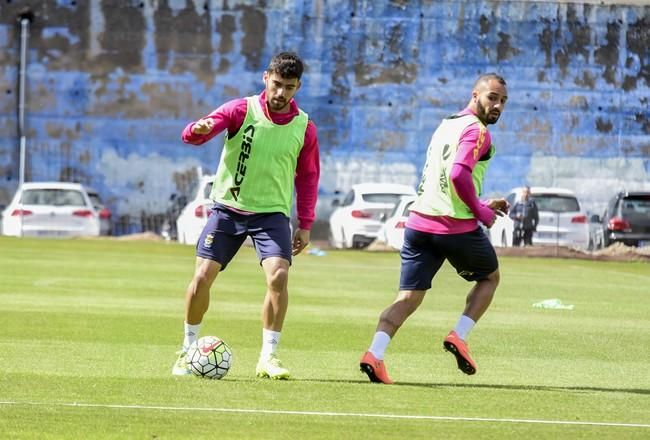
left=0, top=0, right=648, bottom=235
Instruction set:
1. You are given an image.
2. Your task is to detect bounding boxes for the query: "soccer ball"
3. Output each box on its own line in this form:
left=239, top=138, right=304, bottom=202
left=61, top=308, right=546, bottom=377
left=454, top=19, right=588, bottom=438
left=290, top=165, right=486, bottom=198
left=187, top=336, right=233, bottom=380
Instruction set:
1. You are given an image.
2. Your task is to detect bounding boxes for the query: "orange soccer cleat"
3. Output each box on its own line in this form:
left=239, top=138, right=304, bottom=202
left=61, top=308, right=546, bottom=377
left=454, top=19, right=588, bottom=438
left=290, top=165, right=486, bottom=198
left=360, top=351, right=394, bottom=384
left=443, top=331, right=477, bottom=375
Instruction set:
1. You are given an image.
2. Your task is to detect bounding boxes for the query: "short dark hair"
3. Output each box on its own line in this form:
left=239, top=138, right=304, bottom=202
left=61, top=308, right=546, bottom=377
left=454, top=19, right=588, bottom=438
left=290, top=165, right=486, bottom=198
left=474, top=73, right=506, bottom=88
left=267, top=52, right=304, bottom=80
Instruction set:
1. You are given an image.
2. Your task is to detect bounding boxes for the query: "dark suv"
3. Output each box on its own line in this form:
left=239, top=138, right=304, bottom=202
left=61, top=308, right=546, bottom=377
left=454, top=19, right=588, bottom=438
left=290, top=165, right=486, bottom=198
left=594, top=191, right=650, bottom=247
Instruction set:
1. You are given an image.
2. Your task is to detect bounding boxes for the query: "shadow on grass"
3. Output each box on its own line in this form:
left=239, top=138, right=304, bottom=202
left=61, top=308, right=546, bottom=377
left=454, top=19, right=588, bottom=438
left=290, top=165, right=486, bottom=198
left=295, top=378, right=650, bottom=396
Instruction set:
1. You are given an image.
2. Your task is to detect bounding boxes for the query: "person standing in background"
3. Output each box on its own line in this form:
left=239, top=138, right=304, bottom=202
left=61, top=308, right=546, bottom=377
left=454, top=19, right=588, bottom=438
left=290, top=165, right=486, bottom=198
left=510, top=186, right=538, bottom=247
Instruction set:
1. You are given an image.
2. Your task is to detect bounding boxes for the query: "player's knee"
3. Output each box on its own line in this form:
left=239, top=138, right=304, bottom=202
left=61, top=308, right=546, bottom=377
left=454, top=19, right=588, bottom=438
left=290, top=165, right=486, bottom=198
left=267, top=267, right=289, bottom=290
left=396, top=290, right=425, bottom=308
left=193, top=271, right=215, bottom=289
left=193, top=260, right=220, bottom=287
left=380, top=292, right=423, bottom=326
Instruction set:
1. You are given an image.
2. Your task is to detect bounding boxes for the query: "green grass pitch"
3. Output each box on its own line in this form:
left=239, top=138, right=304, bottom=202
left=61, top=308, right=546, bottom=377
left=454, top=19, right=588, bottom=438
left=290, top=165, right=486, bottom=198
left=0, top=236, right=648, bottom=439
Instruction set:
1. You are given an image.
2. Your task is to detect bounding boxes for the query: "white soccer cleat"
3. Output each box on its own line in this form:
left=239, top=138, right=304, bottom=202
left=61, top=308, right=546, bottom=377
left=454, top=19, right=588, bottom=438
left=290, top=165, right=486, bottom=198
left=171, top=350, right=192, bottom=376
left=256, top=354, right=290, bottom=380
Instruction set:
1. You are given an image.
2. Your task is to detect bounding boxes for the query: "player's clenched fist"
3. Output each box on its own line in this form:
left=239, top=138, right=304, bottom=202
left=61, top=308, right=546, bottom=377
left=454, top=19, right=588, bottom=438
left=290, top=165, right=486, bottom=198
left=192, top=117, right=215, bottom=135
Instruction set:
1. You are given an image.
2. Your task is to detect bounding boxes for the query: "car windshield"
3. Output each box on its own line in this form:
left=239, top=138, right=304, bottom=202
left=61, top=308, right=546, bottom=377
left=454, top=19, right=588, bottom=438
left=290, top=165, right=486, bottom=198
left=362, top=193, right=408, bottom=205
left=21, top=189, right=86, bottom=207
left=534, top=194, right=580, bottom=212
left=622, top=196, right=650, bottom=215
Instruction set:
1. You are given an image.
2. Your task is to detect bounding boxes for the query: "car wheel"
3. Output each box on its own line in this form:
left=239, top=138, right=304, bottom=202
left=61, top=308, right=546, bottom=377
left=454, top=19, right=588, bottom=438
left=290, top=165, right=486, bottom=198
left=353, top=239, right=371, bottom=250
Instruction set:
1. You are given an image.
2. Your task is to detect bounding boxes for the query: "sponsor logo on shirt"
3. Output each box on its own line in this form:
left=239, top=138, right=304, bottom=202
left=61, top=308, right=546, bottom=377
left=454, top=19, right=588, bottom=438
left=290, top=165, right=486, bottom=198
left=230, top=124, right=255, bottom=201
left=439, top=144, right=451, bottom=194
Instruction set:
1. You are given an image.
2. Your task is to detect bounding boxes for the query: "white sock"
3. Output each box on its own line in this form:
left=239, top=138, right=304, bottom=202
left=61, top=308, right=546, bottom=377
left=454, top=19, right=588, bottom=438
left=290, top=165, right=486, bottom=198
left=260, top=328, right=281, bottom=360
left=368, top=331, right=391, bottom=360
left=182, top=322, right=201, bottom=352
left=454, top=315, right=476, bottom=341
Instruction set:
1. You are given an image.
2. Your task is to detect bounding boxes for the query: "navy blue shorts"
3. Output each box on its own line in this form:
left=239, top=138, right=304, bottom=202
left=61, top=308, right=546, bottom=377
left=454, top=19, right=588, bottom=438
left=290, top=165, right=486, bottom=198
left=196, top=204, right=292, bottom=271
left=399, top=227, right=498, bottom=290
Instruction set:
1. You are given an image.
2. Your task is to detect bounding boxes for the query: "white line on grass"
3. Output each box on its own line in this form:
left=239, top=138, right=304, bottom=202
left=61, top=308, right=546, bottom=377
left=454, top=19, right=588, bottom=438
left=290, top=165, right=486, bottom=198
left=1, top=401, right=648, bottom=429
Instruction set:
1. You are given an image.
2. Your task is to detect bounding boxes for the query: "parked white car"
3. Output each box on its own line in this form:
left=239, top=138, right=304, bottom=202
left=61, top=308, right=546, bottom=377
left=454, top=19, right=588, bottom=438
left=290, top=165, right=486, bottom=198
left=489, top=187, right=590, bottom=249
left=176, top=175, right=215, bottom=245
left=377, top=195, right=416, bottom=250
left=328, top=183, right=416, bottom=249
left=2, top=182, right=103, bottom=237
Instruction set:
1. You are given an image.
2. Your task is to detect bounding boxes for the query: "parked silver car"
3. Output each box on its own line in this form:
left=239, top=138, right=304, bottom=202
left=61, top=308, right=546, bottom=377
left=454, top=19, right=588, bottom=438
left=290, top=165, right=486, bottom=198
left=490, top=187, right=590, bottom=249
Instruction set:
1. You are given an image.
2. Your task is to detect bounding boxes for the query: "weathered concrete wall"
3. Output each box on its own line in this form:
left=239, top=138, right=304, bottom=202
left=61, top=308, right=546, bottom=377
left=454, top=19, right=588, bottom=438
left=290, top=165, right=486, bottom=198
left=0, top=0, right=648, bottom=232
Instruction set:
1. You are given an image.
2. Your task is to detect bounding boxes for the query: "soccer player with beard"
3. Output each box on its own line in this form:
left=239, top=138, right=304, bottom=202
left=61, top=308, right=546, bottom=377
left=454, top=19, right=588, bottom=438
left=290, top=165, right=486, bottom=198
left=360, top=74, right=509, bottom=384
left=172, top=52, right=320, bottom=380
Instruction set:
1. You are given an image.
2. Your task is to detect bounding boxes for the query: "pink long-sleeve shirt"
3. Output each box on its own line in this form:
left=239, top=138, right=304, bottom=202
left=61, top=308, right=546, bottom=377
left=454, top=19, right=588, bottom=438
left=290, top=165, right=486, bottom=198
left=407, top=107, right=495, bottom=234
left=181, top=91, right=320, bottom=230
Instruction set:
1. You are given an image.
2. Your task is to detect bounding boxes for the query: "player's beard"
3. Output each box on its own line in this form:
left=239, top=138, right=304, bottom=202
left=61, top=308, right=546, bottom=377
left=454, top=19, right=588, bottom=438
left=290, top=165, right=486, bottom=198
left=268, top=97, right=289, bottom=112
left=477, top=100, right=500, bottom=125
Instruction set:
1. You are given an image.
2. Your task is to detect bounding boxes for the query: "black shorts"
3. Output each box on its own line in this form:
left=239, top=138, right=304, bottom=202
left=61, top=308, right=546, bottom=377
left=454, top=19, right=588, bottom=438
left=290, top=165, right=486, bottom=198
left=196, top=204, right=292, bottom=271
left=399, top=227, right=498, bottom=290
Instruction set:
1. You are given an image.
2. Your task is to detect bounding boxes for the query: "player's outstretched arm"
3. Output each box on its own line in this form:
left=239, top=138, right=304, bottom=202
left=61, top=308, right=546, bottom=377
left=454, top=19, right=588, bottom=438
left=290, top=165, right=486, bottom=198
left=181, top=99, right=247, bottom=145
left=181, top=116, right=218, bottom=145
